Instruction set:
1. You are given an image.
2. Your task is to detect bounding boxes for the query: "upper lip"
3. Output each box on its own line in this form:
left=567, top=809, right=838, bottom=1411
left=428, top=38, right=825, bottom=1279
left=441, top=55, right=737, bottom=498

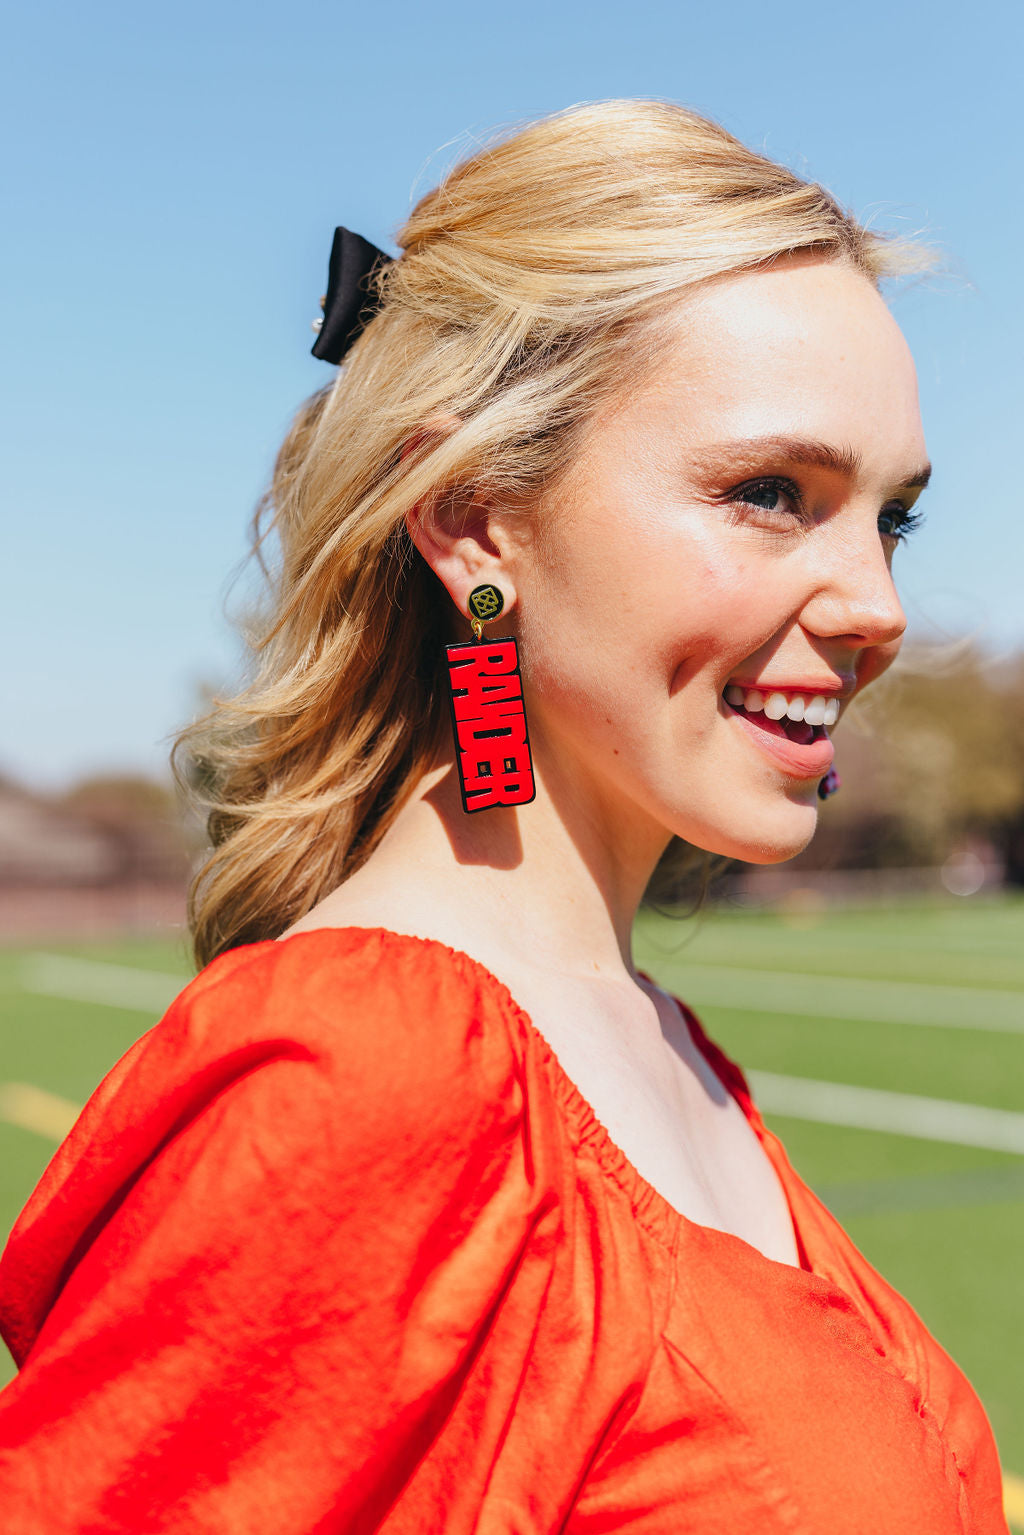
left=726, top=677, right=856, bottom=700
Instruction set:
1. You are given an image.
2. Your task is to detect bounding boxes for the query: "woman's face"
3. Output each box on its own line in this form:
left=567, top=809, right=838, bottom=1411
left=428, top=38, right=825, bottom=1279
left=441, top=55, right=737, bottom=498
left=512, top=253, right=930, bottom=866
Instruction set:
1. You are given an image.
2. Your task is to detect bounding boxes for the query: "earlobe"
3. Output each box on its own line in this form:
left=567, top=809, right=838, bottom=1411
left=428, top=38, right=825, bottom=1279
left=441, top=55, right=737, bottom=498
left=404, top=490, right=518, bottom=624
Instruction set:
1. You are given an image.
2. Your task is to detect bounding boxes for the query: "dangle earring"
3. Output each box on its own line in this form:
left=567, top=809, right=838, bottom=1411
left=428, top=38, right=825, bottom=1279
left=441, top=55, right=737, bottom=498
left=444, top=583, right=536, bottom=813
left=817, top=767, right=841, bottom=801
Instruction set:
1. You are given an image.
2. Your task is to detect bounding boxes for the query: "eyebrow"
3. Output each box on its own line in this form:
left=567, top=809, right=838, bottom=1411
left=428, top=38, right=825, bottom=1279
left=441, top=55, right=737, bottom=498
left=693, top=435, right=932, bottom=492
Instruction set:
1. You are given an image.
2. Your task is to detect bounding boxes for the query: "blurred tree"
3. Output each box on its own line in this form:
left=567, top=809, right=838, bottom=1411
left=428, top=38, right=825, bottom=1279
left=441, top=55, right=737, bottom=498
left=58, top=775, right=194, bottom=883
left=789, top=644, right=1024, bottom=875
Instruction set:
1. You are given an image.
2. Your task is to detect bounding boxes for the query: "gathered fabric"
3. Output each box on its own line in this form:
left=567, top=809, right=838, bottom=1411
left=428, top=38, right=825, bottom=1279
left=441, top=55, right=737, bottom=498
left=0, top=926, right=1009, bottom=1533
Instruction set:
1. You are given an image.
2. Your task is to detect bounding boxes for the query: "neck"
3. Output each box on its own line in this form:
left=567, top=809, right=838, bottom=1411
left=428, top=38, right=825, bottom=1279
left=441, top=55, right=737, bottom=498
left=354, top=746, right=672, bottom=981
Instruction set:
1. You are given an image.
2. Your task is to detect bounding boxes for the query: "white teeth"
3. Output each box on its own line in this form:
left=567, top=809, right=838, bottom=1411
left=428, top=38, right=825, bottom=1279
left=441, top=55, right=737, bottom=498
left=727, top=684, right=842, bottom=727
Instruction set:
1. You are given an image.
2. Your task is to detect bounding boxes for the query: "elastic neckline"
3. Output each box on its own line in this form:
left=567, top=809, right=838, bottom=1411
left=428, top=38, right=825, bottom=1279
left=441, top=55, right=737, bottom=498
left=271, top=923, right=815, bottom=1273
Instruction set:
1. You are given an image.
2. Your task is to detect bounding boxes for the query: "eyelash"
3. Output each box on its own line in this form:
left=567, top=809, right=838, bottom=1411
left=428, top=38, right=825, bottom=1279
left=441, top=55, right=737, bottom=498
left=729, top=476, right=926, bottom=544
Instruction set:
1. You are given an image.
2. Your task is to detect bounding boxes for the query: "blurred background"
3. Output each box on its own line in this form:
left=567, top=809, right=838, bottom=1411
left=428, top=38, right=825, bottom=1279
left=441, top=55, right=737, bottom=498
left=2, top=0, right=1022, bottom=1520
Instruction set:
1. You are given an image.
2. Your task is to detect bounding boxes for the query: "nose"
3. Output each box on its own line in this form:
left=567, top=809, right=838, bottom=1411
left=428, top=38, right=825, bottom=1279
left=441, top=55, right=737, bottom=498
left=801, top=525, right=908, bottom=650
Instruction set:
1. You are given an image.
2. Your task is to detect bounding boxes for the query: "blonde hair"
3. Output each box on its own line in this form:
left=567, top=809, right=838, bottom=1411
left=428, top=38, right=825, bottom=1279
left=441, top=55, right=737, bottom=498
left=176, top=98, right=932, bottom=968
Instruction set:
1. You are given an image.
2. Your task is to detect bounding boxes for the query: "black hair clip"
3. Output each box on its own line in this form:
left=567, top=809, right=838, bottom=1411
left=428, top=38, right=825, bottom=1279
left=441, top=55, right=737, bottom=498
left=311, top=226, right=393, bottom=365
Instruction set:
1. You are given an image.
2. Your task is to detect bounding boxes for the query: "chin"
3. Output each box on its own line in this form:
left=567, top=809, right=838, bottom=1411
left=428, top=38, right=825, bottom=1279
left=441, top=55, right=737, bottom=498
left=686, top=796, right=820, bottom=866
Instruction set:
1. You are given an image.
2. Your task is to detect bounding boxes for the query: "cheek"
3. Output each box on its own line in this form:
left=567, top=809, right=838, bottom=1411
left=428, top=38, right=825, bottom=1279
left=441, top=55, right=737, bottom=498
left=528, top=540, right=778, bottom=719
left=524, top=481, right=803, bottom=713
left=657, top=548, right=795, bottom=694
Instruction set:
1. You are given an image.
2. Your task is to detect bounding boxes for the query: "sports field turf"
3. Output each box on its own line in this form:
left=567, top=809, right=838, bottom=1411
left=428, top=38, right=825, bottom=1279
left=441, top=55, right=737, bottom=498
left=1, top=894, right=1021, bottom=1522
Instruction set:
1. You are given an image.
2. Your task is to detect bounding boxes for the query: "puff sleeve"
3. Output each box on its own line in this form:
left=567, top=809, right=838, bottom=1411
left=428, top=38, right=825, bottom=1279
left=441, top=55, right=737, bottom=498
left=0, top=929, right=554, bottom=1533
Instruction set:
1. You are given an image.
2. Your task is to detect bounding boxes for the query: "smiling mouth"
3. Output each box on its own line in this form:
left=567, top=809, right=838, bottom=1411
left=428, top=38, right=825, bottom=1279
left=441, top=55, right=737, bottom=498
left=720, top=684, right=839, bottom=780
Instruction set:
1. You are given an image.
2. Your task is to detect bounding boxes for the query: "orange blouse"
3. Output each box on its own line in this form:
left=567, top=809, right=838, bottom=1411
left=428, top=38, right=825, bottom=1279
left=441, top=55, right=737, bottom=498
left=0, top=927, right=1009, bottom=1532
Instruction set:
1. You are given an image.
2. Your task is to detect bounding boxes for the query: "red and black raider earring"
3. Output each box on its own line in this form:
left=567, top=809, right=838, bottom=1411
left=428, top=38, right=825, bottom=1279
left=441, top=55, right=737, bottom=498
left=444, top=583, right=536, bottom=814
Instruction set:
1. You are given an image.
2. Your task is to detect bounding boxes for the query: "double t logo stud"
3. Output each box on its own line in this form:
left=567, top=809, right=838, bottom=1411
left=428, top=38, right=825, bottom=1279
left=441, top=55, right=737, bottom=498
left=444, top=584, right=537, bottom=813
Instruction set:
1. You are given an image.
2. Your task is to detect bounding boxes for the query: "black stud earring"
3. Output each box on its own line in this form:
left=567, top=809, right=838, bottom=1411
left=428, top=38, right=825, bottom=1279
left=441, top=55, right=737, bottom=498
left=444, top=584, right=536, bottom=813
left=466, top=582, right=505, bottom=635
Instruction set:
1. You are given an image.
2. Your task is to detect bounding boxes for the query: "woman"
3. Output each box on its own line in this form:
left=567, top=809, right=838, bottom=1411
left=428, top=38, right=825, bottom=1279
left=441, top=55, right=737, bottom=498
left=0, top=101, right=1009, bottom=1531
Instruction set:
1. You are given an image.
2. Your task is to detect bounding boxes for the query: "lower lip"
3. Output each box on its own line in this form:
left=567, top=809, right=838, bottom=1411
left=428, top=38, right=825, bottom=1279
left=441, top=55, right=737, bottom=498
left=725, top=702, right=835, bottom=779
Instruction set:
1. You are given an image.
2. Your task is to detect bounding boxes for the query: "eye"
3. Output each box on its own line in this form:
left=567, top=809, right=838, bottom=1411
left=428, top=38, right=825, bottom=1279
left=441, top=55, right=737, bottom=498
left=878, top=502, right=926, bottom=543
left=730, top=476, right=804, bottom=520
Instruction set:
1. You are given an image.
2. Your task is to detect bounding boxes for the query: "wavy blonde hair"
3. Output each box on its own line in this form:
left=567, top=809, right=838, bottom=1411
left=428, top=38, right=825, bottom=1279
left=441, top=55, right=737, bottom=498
left=176, top=98, right=931, bottom=968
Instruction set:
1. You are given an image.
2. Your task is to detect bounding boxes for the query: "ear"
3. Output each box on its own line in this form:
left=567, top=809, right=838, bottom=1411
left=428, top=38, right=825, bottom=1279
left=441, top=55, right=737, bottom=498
left=403, top=421, right=521, bottom=620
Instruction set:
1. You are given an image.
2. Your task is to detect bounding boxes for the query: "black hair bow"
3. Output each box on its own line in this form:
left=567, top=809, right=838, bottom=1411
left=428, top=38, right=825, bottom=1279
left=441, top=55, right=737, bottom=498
left=311, top=226, right=393, bottom=364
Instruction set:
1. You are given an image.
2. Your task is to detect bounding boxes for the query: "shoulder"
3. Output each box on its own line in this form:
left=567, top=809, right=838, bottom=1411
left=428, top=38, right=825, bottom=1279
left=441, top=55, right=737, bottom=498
left=19, top=929, right=524, bottom=1200
left=160, top=925, right=525, bottom=1102
left=0, top=929, right=531, bottom=1363
left=86, top=927, right=529, bottom=1175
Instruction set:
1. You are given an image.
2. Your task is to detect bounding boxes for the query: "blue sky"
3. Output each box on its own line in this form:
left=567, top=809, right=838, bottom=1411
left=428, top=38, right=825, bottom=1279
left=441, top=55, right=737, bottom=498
left=3, top=0, right=1020, bottom=787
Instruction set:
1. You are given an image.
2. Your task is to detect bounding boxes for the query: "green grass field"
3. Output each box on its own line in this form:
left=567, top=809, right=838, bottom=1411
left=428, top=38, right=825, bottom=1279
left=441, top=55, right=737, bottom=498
left=1, top=896, right=1022, bottom=1521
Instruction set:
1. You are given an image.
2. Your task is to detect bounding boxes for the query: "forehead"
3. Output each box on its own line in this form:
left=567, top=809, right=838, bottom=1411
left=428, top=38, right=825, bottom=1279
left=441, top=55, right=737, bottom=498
left=623, top=255, right=927, bottom=482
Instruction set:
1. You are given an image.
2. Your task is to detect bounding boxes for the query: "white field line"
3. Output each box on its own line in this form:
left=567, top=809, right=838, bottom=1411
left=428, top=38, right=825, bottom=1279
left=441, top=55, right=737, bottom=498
left=749, top=1071, right=1024, bottom=1155
left=22, top=953, right=185, bottom=1014
left=25, top=952, right=1024, bottom=1034
left=16, top=956, right=1024, bottom=1152
left=674, top=964, right=1024, bottom=1034
left=0, top=1082, right=81, bottom=1141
